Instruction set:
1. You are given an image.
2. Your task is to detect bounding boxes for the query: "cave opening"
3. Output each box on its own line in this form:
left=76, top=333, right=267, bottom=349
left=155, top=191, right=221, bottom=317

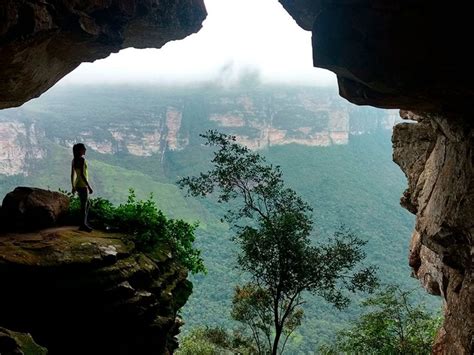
left=0, top=0, right=472, bottom=354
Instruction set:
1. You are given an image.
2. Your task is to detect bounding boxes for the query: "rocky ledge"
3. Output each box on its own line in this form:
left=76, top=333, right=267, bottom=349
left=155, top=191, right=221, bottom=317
left=0, top=227, right=192, bottom=355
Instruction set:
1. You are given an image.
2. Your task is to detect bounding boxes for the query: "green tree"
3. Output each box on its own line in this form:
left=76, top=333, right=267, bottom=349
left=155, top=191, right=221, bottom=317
left=177, top=326, right=256, bottom=354
left=178, top=131, right=378, bottom=354
left=320, top=285, right=442, bottom=354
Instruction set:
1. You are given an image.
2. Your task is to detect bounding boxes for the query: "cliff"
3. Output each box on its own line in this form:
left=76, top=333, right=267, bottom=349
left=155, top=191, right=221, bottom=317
left=0, top=86, right=397, bottom=176
left=280, top=1, right=474, bottom=114
left=393, top=111, right=473, bottom=354
left=0, top=327, right=47, bottom=355
left=0, top=227, right=192, bottom=354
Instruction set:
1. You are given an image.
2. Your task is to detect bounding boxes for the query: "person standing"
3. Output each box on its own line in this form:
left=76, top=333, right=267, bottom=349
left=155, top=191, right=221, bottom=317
left=71, top=143, right=93, bottom=232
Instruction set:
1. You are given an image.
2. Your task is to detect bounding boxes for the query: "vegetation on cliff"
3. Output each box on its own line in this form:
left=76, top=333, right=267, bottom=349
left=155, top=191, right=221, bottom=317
left=66, top=188, right=205, bottom=274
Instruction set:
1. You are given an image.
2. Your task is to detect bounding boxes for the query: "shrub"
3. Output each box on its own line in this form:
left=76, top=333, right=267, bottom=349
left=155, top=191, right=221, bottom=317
left=62, top=188, right=205, bottom=274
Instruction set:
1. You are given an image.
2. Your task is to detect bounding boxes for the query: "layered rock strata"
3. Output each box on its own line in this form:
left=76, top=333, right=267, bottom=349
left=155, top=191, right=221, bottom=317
left=0, top=0, right=207, bottom=109
left=0, top=227, right=192, bottom=355
left=393, top=111, right=473, bottom=354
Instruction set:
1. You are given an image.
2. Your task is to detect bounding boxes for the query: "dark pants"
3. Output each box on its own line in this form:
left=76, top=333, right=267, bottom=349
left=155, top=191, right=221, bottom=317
left=77, top=187, right=89, bottom=227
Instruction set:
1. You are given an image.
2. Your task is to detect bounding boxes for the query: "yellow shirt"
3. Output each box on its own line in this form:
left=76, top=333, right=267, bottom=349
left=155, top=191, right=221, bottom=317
left=73, top=159, right=89, bottom=188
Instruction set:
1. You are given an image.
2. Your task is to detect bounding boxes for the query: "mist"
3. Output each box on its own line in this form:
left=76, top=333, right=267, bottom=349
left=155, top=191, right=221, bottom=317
left=59, top=0, right=336, bottom=87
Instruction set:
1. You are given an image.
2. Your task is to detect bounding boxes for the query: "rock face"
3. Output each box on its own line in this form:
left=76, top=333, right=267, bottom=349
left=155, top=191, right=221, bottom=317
left=0, top=86, right=398, bottom=176
left=0, top=227, right=191, bottom=355
left=280, top=1, right=474, bottom=114
left=0, top=121, right=45, bottom=176
left=1, top=187, right=69, bottom=231
left=0, top=0, right=207, bottom=109
left=0, top=327, right=47, bottom=355
left=393, top=111, right=473, bottom=354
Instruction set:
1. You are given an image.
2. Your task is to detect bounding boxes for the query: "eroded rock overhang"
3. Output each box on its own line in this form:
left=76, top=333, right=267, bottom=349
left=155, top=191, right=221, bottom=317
left=0, top=0, right=207, bottom=109
left=280, top=0, right=474, bottom=114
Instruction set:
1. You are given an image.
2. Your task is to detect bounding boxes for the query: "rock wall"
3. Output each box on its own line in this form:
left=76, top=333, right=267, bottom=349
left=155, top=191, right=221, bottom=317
left=393, top=111, right=473, bottom=354
left=0, top=87, right=398, bottom=176
left=0, top=228, right=192, bottom=354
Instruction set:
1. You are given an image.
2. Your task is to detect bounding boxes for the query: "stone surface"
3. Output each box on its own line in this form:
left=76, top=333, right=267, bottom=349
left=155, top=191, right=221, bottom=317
left=0, top=327, right=48, bottom=355
left=280, top=1, right=474, bottom=113
left=393, top=111, right=473, bottom=354
left=0, top=227, right=192, bottom=355
left=1, top=187, right=69, bottom=231
left=0, top=0, right=207, bottom=109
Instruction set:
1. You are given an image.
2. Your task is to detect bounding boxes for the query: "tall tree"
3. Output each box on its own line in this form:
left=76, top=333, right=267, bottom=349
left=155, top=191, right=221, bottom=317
left=178, top=131, right=378, bottom=354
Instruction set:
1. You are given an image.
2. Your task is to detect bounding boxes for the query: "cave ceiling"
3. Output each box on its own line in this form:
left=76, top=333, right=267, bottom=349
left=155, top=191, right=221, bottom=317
left=280, top=0, right=474, bottom=115
left=1, top=0, right=473, bottom=116
left=0, top=0, right=207, bottom=109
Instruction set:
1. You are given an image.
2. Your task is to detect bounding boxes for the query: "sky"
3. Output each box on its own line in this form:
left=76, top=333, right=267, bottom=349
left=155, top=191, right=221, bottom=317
left=60, top=0, right=336, bottom=86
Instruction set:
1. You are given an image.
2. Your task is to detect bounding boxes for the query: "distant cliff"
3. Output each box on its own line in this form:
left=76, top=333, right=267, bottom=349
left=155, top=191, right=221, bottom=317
left=0, top=85, right=397, bottom=176
left=0, top=121, right=45, bottom=175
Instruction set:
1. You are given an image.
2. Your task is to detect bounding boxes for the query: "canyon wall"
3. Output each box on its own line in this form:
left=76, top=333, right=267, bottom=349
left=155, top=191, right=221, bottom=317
left=393, top=111, right=473, bottom=354
left=0, top=121, right=45, bottom=175
left=0, top=87, right=397, bottom=176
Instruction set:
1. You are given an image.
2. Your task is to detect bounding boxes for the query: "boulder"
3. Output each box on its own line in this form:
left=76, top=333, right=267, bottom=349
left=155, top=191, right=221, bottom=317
left=1, top=187, right=69, bottom=231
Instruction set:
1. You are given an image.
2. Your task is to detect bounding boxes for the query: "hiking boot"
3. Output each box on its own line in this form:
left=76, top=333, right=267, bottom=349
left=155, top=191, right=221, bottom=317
left=79, top=225, right=93, bottom=232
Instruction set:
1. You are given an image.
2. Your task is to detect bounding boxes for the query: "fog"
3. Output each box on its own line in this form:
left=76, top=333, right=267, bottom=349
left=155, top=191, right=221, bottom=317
left=60, top=0, right=336, bottom=86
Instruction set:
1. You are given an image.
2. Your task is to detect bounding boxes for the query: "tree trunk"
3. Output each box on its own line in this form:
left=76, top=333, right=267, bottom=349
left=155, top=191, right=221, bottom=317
left=272, top=325, right=283, bottom=355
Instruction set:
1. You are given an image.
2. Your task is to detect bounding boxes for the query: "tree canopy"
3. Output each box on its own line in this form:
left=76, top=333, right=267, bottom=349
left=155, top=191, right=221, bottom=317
left=320, top=285, right=442, bottom=354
